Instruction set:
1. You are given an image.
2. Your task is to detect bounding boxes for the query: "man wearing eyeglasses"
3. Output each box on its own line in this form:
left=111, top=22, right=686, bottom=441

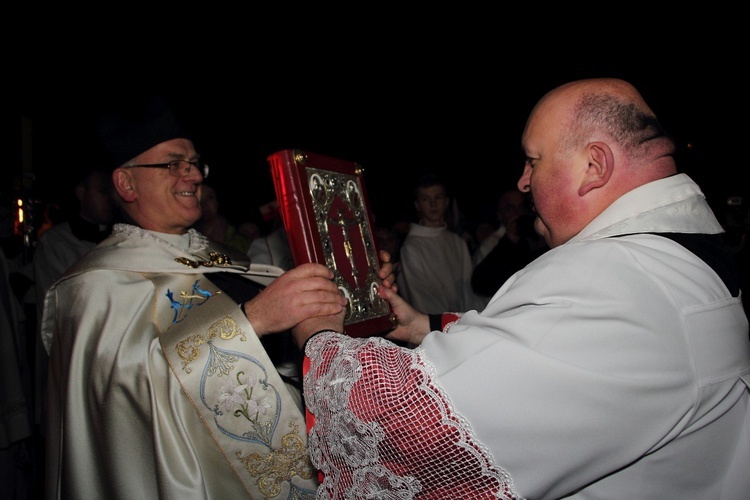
left=40, top=97, right=396, bottom=499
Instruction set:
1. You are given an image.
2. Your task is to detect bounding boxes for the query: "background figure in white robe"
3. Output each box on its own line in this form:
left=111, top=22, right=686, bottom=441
left=248, top=224, right=294, bottom=271
left=32, top=167, right=115, bottom=432
left=396, top=173, right=484, bottom=313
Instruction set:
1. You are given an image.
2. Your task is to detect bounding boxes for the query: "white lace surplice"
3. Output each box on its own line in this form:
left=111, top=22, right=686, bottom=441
left=304, top=331, right=521, bottom=500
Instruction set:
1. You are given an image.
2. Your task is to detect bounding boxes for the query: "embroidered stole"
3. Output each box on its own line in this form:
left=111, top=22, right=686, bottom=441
left=152, top=272, right=318, bottom=498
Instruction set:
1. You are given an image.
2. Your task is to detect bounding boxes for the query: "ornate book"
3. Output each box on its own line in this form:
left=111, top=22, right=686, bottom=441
left=267, top=149, right=396, bottom=338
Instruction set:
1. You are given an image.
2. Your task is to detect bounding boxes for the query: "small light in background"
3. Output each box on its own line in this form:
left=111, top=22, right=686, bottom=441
left=16, top=198, right=24, bottom=224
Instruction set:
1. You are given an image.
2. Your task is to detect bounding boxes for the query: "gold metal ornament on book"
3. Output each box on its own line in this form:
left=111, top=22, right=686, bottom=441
left=307, top=166, right=391, bottom=325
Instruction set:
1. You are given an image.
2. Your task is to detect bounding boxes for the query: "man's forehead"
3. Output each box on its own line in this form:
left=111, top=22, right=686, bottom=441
left=523, top=95, right=569, bottom=147
left=417, top=185, right=446, bottom=194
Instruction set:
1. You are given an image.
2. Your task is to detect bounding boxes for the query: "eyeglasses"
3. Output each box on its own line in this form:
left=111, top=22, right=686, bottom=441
left=124, top=160, right=209, bottom=179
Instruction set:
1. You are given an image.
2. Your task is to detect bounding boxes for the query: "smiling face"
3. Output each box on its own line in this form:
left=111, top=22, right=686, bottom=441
left=113, top=138, right=204, bottom=234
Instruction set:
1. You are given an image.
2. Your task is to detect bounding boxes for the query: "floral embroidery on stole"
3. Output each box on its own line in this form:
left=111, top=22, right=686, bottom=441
left=154, top=273, right=318, bottom=498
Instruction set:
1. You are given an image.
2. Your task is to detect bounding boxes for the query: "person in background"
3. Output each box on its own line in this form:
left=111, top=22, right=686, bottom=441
left=238, top=220, right=262, bottom=244
left=32, top=166, right=116, bottom=436
left=193, top=183, right=253, bottom=254
left=248, top=222, right=294, bottom=271
left=287, top=78, right=750, bottom=499
left=473, top=220, right=495, bottom=248
left=396, top=173, right=484, bottom=313
left=471, top=189, right=526, bottom=268
left=0, top=246, right=33, bottom=500
left=714, top=192, right=750, bottom=330
left=41, top=96, right=395, bottom=499
left=1, top=167, right=115, bottom=498
left=471, top=189, right=548, bottom=306
left=33, top=168, right=115, bottom=300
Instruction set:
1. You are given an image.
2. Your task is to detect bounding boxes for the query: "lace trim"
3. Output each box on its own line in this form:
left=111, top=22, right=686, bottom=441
left=305, top=332, right=522, bottom=499
left=112, top=223, right=209, bottom=254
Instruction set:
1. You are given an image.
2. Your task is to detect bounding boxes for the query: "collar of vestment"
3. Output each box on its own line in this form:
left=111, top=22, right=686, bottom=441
left=64, top=224, right=252, bottom=275
left=569, top=174, right=724, bottom=244
left=408, top=223, right=449, bottom=237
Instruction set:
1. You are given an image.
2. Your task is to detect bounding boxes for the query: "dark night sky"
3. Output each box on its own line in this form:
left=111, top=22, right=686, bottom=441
left=12, top=43, right=745, bottom=233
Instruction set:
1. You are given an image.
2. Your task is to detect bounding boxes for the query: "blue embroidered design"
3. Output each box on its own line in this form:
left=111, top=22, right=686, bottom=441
left=166, top=280, right=216, bottom=324
left=182, top=280, right=214, bottom=302
left=166, top=289, right=192, bottom=324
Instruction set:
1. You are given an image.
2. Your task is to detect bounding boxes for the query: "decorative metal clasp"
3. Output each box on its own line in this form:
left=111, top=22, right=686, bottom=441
left=176, top=257, right=200, bottom=268
left=175, top=252, right=233, bottom=269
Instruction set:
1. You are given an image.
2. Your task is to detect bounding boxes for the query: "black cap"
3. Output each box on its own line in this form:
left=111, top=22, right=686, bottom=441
left=96, top=96, right=192, bottom=170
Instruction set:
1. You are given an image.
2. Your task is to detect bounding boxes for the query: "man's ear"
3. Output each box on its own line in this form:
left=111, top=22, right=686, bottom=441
left=113, top=169, right=137, bottom=202
left=579, top=141, right=613, bottom=196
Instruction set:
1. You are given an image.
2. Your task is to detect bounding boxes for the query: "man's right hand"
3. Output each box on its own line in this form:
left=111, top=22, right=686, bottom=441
left=242, top=262, right=347, bottom=337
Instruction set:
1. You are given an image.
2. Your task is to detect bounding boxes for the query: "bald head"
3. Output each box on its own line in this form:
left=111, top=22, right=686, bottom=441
left=518, top=78, right=678, bottom=247
left=528, top=78, right=676, bottom=168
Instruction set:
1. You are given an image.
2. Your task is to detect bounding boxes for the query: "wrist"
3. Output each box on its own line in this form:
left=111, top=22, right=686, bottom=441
left=240, top=301, right=265, bottom=337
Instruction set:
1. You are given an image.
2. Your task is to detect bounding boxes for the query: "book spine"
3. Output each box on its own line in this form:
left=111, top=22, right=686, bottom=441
left=268, top=150, right=319, bottom=266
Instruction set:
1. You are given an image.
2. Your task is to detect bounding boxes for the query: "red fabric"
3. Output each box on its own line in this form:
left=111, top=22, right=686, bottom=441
left=441, top=313, right=460, bottom=329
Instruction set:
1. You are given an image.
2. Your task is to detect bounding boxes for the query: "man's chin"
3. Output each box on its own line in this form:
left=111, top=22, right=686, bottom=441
left=180, top=206, right=202, bottom=223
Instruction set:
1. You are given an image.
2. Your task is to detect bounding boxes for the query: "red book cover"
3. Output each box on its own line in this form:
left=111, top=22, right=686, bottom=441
left=268, top=149, right=395, bottom=338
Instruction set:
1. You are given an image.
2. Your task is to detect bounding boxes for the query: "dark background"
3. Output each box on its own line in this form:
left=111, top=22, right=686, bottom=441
left=4, top=23, right=747, bottom=500
left=10, top=43, right=745, bottom=235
